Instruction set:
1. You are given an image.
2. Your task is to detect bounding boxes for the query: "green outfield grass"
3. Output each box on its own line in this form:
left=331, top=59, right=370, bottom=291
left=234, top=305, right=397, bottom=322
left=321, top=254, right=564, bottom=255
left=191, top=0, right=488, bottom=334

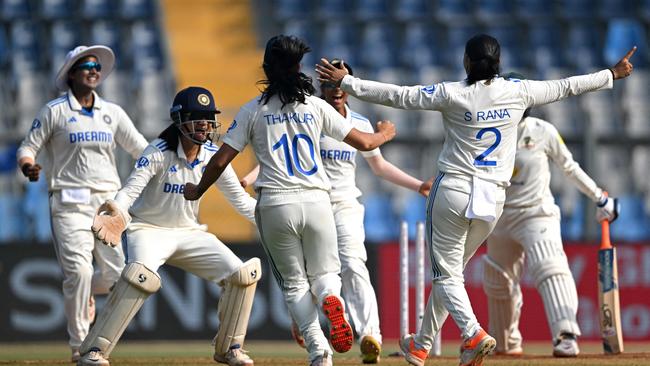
left=0, top=340, right=649, bottom=365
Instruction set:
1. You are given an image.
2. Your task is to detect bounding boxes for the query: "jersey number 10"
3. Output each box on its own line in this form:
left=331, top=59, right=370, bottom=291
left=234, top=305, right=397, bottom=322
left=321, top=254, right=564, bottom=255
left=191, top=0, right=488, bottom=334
left=273, top=133, right=318, bottom=176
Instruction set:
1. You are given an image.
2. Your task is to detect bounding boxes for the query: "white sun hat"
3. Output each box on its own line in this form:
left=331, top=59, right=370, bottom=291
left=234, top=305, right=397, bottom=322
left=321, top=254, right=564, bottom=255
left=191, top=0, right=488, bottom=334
left=54, top=45, right=115, bottom=91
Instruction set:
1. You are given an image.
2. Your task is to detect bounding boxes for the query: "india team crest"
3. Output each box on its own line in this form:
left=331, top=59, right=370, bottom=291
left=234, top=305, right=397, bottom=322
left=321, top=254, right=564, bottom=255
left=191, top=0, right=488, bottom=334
left=197, top=94, right=210, bottom=106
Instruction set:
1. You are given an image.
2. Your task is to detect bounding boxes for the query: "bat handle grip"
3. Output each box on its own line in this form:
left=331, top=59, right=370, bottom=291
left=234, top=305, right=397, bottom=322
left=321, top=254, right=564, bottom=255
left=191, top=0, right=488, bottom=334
left=601, top=220, right=612, bottom=249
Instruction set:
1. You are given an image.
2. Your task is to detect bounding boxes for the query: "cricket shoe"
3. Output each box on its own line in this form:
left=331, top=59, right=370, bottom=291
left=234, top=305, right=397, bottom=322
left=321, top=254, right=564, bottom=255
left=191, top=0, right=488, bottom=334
left=291, top=319, right=306, bottom=349
left=214, top=344, right=254, bottom=366
left=399, top=333, right=428, bottom=366
left=360, top=335, right=381, bottom=364
left=310, top=350, right=332, bottom=366
left=321, top=294, right=353, bottom=353
left=552, top=333, right=579, bottom=357
left=459, top=328, right=496, bottom=366
left=77, top=348, right=109, bottom=366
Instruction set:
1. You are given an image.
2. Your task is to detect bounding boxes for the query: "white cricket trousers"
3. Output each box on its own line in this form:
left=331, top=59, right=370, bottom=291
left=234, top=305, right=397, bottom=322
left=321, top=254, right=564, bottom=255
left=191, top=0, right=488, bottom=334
left=416, top=173, right=505, bottom=349
left=255, top=188, right=342, bottom=363
left=333, top=198, right=381, bottom=343
left=124, top=225, right=243, bottom=283
left=49, top=190, right=125, bottom=350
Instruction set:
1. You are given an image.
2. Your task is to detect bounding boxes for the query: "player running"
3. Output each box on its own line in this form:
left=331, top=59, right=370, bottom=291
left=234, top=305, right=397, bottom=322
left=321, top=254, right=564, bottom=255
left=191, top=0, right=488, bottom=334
left=316, top=34, right=635, bottom=366
left=483, top=74, right=619, bottom=358
left=184, top=35, right=395, bottom=366
left=240, top=59, right=431, bottom=364
left=77, top=86, right=260, bottom=366
left=16, top=45, right=147, bottom=362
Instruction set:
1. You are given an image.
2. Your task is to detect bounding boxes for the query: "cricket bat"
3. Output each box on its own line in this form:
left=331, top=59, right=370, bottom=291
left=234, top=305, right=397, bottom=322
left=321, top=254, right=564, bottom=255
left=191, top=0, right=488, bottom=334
left=598, top=219, right=624, bottom=354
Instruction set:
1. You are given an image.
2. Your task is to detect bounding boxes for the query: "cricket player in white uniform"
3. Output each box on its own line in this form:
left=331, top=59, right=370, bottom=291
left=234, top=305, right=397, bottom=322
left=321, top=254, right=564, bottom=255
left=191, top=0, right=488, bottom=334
left=77, top=86, right=260, bottom=366
left=16, top=45, right=148, bottom=362
left=184, top=35, right=395, bottom=366
left=240, top=59, right=431, bottom=364
left=483, top=77, right=620, bottom=357
left=317, top=35, right=636, bottom=366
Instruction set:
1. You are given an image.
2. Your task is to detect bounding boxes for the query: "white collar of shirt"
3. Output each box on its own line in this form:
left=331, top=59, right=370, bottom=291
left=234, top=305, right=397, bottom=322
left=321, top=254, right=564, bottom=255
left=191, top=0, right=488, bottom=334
left=344, top=104, right=352, bottom=123
left=66, top=90, right=103, bottom=111
left=176, top=137, right=208, bottom=168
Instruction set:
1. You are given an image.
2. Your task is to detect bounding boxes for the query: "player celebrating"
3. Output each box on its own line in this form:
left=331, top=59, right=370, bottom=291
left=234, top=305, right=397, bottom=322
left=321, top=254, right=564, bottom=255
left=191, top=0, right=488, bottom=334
left=316, top=35, right=635, bottom=366
left=483, top=74, right=620, bottom=358
left=184, top=35, right=395, bottom=366
left=16, top=45, right=148, bottom=362
left=77, top=86, right=260, bottom=366
left=240, top=59, right=431, bottom=364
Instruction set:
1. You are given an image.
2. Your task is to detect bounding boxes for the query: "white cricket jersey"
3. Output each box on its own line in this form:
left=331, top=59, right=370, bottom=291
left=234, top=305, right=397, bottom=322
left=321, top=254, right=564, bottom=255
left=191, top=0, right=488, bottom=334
left=16, top=90, right=148, bottom=192
left=320, top=105, right=380, bottom=202
left=223, top=94, right=353, bottom=192
left=113, top=138, right=256, bottom=229
left=340, top=70, right=613, bottom=186
left=506, top=117, right=602, bottom=208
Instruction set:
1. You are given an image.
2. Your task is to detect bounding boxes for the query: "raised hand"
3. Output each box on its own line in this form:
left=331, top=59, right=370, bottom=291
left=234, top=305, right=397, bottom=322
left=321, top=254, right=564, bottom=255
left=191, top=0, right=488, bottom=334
left=376, top=120, right=396, bottom=142
left=610, top=46, right=636, bottom=80
left=315, top=58, right=349, bottom=87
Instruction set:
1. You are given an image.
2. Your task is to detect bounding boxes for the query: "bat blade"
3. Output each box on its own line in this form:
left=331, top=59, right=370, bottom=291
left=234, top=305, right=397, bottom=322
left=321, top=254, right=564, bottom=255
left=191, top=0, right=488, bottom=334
left=598, top=223, right=624, bottom=354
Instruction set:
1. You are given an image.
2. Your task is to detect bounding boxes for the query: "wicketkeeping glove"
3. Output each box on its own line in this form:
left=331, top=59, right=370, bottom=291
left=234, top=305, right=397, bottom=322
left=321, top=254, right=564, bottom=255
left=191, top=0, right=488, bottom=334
left=596, top=195, right=620, bottom=223
left=92, top=200, right=130, bottom=247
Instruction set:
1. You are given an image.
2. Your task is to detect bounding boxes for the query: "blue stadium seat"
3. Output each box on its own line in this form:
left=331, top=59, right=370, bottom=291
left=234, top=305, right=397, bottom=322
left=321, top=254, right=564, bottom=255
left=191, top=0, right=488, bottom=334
left=528, top=22, right=565, bottom=71
left=90, top=21, right=123, bottom=59
left=393, top=0, right=430, bottom=21
left=434, top=0, right=474, bottom=24
left=566, top=23, right=603, bottom=72
left=358, top=22, right=396, bottom=71
left=443, top=25, right=479, bottom=74
left=475, top=0, right=514, bottom=23
left=642, top=0, right=650, bottom=22
left=557, top=0, right=594, bottom=20
left=610, top=194, right=650, bottom=241
left=399, top=23, right=439, bottom=71
left=604, top=19, right=646, bottom=68
left=0, top=25, right=8, bottom=69
left=120, top=0, right=155, bottom=20
left=362, top=193, right=397, bottom=242
left=40, top=0, right=74, bottom=20
left=131, top=21, right=165, bottom=73
left=274, top=0, right=310, bottom=20
left=82, top=0, right=114, bottom=19
left=355, top=0, right=389, bottom=21
left=282, top=21, right=318, bottom=72
left=22, top=179, right=52, bottom=242
left=319, top=21, right=358, bottom=66
left=559, top=197, right=584, bottom=241
left=314, top=0, right=347, bottom=20
left=49, top=21, right=81, bottom=78
left=0, top=195, right=22, bottom=241
left=401, top=193, right=427, bottom=239
left=599, top=0, right=635, bottom=19
left=1, top=0, right=31, bottom=20
left=515, top=0, right=553, bottom=19
left=10, top=21, right=42, bottom=75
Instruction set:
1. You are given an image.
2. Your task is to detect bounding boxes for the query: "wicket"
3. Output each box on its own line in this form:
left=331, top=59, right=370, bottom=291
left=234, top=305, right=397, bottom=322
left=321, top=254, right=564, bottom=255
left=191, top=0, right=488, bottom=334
left=399, top=221, right=442, bottom=356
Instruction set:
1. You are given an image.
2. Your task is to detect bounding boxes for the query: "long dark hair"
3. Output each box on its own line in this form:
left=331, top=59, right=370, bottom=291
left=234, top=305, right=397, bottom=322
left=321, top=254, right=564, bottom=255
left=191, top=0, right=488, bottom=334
left=258, top=35, right=315, bottom=108
left=465, top=34, right=500, bottom=85
left=158, top=123, right=180, bottom=153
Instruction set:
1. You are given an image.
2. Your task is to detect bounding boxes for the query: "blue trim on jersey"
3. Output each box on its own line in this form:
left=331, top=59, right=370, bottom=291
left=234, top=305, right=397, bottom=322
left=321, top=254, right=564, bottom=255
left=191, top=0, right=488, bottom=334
left=203, top=145, right=218, bottom=152
left=121, top=231, right=129, bottom=264
left=47, top=96, right=67, bottom=107
left=426, top=172, right=445, bottom=279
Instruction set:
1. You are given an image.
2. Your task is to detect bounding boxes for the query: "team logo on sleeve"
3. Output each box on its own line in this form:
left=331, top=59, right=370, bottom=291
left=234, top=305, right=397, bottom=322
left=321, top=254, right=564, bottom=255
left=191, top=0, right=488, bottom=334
left=136, top=156, right=150, bottom=168
left=30, top=119, right=41, bottom=131
left=226, top=120, right=238, bottom=133
left=103, top=115, right=112, bottom=124
left=422, top=85, right=436, bottom=94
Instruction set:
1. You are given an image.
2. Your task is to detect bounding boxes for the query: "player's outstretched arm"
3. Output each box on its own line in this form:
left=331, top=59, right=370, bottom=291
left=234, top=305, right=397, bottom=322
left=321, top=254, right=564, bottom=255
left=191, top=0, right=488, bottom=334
left=365, top=154, right=427, bottom=196
left=343, top=120, right=395, bottom=151
left=184, top=143, right=239, bottom=201
left=610, top=46, right=636, bottom=79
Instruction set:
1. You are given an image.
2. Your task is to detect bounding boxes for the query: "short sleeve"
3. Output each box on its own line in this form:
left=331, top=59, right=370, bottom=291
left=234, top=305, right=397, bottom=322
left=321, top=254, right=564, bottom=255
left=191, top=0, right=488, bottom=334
left=222, top=106, right=253, bottom=152
left=321, top=103, right=353, bottom=141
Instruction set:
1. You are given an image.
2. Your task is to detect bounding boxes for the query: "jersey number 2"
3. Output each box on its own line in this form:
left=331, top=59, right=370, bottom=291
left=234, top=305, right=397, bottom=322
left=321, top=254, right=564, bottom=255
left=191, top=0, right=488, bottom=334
left=474, top=127, right=501, bottom=166
left=272, top=133, right=318, bottom=176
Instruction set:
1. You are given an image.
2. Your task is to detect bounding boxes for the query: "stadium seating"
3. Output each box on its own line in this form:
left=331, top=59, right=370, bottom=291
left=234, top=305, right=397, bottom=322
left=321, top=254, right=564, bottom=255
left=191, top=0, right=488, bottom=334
left=393, top=0, right=430, bottom=21
left=40, top=0, right=74, bottom=20
left=81, top=0, right=113, bottom=19
left=1, top=0, right=31, bottom=20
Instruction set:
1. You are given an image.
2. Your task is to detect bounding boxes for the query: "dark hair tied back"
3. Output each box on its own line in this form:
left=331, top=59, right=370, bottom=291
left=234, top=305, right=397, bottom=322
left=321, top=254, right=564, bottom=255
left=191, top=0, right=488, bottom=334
left=259, top=35, right=315, bottom=108
left=465, top=34, right=501, bottom=85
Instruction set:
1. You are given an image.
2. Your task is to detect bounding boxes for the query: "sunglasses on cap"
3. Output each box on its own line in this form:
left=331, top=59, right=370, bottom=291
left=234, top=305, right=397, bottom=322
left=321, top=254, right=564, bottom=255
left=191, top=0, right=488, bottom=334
left=73, top=61, right=102, bottom=72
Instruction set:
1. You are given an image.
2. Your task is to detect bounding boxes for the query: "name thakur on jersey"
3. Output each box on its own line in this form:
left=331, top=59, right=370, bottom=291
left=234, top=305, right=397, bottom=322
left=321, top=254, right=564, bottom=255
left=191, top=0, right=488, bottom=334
left=264, top=112, right=315, bottom=125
